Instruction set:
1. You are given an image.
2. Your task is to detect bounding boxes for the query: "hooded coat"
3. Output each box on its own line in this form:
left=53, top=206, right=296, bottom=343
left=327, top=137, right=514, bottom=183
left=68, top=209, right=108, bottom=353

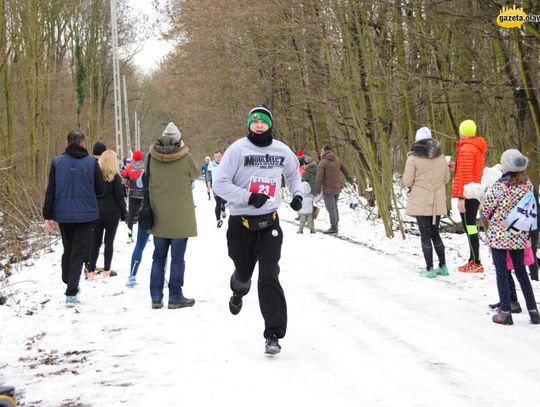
left=403, top=139, right=450, bottom=221
left=147, top=136, right=199, bottom=239
left=314, top=150, right=353, bottom=195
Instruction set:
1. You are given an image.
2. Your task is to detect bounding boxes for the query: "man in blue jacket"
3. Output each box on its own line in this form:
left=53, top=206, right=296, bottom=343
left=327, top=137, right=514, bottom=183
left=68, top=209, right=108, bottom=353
left=43, top=131, right=104, bottom=307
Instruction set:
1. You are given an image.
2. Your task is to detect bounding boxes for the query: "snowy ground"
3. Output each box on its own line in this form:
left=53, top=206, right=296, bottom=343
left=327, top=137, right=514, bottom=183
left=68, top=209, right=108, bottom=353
left=1, top=180, right=540, bottom=407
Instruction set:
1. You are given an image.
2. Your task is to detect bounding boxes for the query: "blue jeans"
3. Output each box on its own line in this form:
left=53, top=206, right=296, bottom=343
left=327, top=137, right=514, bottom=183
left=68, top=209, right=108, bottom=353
left=150, top=237, right=188, bottom=301
left=491, top=248, right=537, bottom=312
left=130, top=226, right=150, bottom=277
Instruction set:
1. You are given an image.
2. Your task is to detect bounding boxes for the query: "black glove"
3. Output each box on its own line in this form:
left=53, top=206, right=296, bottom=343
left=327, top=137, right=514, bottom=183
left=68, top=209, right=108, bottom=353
left=290, top=195, right=303, bottom=211
left=248, top=193, right=270, bottom=208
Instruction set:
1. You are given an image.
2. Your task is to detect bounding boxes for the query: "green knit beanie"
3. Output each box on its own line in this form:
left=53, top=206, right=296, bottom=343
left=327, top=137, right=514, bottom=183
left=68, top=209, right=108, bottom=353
left=247, top=112, right=273, bottom=129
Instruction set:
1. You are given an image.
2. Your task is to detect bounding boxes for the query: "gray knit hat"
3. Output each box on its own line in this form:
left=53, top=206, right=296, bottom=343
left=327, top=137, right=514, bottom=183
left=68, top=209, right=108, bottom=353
left=161, top=122, right=182, bottom=141
left=500, top=149, right=528, bottom=173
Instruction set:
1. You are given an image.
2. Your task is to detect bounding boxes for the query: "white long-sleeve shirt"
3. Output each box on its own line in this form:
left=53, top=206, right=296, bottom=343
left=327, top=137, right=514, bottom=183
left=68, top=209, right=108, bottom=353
left=212, top=137, right=303, bottom=216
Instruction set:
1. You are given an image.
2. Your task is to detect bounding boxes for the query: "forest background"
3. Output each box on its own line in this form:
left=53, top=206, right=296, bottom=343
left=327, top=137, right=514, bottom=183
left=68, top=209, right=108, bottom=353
left=0, top=0, right=539, bottom=263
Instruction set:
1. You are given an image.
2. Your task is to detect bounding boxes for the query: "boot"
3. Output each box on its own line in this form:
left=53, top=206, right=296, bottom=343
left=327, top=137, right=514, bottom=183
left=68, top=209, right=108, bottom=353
left=168, top=296, right=195, bottom=309
left=488, top=301, right=522, bottom=313
left=151, top=299, right=163, bottom=309
left=492, top=310, right=513, bottom=325
left=529, top=309, right=540, bottom=324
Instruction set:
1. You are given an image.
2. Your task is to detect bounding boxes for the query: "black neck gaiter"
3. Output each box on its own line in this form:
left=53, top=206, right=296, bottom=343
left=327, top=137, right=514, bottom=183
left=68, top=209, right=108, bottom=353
left=247, top=128, right=273, bottom=147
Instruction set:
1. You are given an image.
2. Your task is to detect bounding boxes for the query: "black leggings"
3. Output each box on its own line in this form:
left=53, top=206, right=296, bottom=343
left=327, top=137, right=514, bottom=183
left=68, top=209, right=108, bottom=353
left=416, top=216, right=446, bottom=270
left=214, top=195, right=226, bottom=221
left=88, top=218, right=120, bottom=271
left=460, top=199, right=481, bottom=262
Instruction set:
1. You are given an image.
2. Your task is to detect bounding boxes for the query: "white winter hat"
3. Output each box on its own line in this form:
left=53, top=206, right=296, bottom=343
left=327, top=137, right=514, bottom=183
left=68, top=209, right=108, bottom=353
left=415, top=127, right=432, bottom=142
left=162, top=122, right=182, bottom=141
left=500, top=149, right=528, bottom=173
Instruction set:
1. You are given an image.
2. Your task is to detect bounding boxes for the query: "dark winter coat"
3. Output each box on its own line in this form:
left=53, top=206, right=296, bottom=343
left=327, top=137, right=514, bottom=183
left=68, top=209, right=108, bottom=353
left=43, top=144, right=105, bottom=223
left=148, top=137, right=199, bottom=239
left=302, top=161, right=317, bottom=194
left=314, top=150, right=354, bottom=195
left=98, top=174, right=128, bottom=222
left=403, top=139, right=450, bottom=221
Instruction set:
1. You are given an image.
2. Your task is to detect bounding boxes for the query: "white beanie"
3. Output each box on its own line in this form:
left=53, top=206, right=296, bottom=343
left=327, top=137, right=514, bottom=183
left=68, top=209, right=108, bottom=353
left=162, top=122, right=182, bottom=141
left=415, top=127, right=432, bottom=142
left=500, top=149, right=528, bottom=173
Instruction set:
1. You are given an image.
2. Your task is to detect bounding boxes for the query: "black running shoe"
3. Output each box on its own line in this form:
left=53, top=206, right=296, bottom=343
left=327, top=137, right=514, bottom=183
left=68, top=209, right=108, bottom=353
left=229, top=294, right=242, bottom=315
left=265, top=335, right=281, bottom=355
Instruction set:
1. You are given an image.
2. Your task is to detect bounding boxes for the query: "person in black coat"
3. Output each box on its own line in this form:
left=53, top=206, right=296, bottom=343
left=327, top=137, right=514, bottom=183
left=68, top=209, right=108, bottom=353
left=86, top=150, right=127, bottom=279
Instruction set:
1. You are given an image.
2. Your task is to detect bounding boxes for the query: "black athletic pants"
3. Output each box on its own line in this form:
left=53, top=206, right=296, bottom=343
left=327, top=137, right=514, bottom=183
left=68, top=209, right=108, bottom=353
left=127, top=198, right=142, bottom=236
left=59, top=222, right=93, bottom=296
left=88, top=218, right=120, bottom=272
left=214, top=195, right=226, bottom=221
left=460, top=199, right=481, bottom=263
left=227, top=214, right=287, bottom=339
left=416, top=216, right=446, bottom=270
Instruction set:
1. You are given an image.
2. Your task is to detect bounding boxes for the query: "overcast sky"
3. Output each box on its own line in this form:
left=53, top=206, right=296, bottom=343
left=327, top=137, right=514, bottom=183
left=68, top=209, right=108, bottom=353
left=128, top=0, right=174, bottom=74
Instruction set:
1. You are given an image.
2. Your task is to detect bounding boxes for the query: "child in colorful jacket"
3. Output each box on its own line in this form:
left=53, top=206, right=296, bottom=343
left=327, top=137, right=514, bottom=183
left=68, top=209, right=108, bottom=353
left=481, top=149, right=539, bottom=325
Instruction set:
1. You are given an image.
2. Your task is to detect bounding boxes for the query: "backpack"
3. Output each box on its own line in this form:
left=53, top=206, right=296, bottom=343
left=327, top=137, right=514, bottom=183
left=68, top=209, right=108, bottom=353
left=128, top=169, right=145, bottom=200
left=505, top=190, right=537, bottom=232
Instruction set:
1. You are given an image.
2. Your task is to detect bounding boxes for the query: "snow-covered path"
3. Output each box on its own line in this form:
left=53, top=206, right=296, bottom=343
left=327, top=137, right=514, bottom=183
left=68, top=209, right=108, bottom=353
left=1, top=181, right=540, bottom=406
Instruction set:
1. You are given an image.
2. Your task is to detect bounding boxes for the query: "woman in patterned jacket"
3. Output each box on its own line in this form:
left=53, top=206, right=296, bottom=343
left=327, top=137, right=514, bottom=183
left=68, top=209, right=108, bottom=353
left=481, top=149, right=539, bottom=325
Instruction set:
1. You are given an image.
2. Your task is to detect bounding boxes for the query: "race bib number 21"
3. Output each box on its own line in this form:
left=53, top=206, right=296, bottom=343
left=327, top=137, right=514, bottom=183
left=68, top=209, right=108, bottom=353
left=248, top=176, right=278, bottom=201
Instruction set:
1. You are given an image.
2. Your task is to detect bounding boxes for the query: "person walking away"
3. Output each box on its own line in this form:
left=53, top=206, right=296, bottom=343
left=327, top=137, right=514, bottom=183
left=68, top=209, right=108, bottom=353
left=212, top=104, right=303, bottom=355
left=126, top=225, right=150, bottom=287
left=126, top=170, right=151, bottom=287
left=403, top=127, right=450, bottom=278
left=147, top=122, right=199, bottom=309
left=297, top=181, right=315, bottom=234
left=314, top=144, right=355, bottom=234
left=120, top=150, right=145, bottom=243
left=87, top=150, right=127, bottom=279
left=202, top=156, right=211, bottom=200
left=83, top=141, right=107, bottom=273
left=206, top=149, right=227, bottom=227
left=92, top=141, right=107, bottom=160
left=481, top=149, right=539, bottom=325
left=43, top=131, right=104, bottom=307
left=451, top=119, right=488, bottom=273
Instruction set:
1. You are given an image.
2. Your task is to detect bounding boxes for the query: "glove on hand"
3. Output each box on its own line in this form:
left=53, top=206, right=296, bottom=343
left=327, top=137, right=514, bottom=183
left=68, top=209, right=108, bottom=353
left=248, top=193, right=270, bottom=208
left=290, top=195, right=303, bottom=211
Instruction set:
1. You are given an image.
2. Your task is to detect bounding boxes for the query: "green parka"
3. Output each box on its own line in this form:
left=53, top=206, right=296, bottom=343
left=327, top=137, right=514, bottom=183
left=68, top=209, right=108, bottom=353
left=147, top=137, right=198, bottom=239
